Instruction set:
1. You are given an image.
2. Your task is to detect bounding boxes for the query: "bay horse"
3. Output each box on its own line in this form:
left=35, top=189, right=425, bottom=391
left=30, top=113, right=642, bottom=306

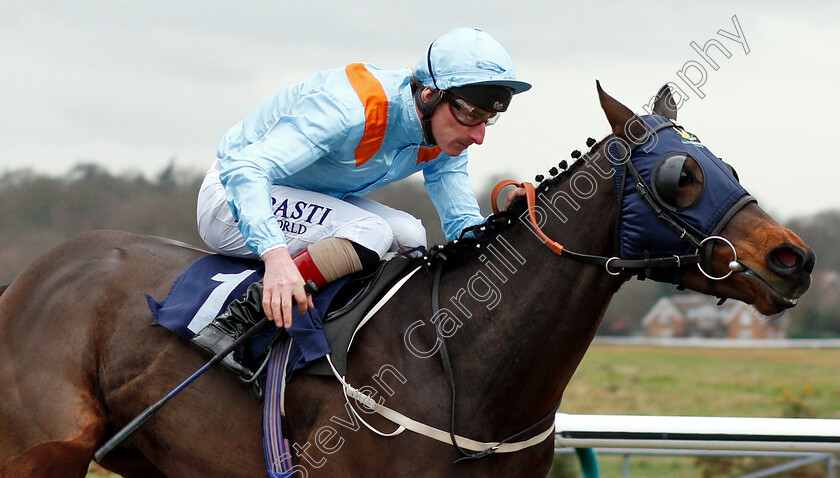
left=0, top=83, right=814, bottom=477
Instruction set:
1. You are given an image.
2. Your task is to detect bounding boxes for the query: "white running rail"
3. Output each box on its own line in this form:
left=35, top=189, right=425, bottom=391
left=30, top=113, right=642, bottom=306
left=554, top=413, right=840, bottom=453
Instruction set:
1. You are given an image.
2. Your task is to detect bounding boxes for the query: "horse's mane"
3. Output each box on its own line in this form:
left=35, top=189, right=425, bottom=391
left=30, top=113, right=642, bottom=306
left=506, top=146, right=596, bottom=215
left=407, top=137, right=609, bottom=270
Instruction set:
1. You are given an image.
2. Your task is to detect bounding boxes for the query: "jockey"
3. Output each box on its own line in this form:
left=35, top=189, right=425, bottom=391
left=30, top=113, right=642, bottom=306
left=192, top=27, right=531, bottom=380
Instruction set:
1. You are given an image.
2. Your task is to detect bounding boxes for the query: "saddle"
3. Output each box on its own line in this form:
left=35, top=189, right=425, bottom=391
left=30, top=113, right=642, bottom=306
left=300, top=254, right=413, bottom=377
left=148, top=252, right=414, bottom=382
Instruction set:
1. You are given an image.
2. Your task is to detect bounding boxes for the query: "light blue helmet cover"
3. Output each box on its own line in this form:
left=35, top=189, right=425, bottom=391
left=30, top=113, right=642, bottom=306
left=414, top=27, right=531, bottom=94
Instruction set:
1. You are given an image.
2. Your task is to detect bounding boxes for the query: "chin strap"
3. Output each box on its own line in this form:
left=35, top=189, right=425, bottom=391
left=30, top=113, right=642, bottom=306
left=411, top=74, right=442, bottom=146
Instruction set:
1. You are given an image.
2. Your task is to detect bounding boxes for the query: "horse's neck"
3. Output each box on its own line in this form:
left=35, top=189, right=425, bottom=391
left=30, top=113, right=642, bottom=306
left=440, top=162, right=623, bottom=431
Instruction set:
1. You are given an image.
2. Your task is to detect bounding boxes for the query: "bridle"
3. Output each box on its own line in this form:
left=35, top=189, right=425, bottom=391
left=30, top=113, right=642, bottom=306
left=489, top=180, right=745, bottom=280
left=489, top=179, right=704, bottom=277
left=489, top=117, right=754, bottom=282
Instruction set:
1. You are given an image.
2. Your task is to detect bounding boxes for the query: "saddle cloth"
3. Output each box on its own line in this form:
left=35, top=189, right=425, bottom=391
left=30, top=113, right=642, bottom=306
left=146, top=253, right=413, bottom=476
left=147, top=253, right=340, bottom=374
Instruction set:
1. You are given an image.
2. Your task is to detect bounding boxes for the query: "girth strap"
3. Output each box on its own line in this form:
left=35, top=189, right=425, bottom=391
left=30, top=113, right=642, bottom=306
left=338, top=376, right=556, bottom=453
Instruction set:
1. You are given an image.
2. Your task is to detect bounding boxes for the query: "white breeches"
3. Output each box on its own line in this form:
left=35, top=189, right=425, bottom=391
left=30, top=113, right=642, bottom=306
left=196, top=165, right=427, bottom=259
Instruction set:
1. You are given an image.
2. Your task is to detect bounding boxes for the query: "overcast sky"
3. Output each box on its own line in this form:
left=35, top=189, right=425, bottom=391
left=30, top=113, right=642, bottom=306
left=2, top=1, right=838, bottom=221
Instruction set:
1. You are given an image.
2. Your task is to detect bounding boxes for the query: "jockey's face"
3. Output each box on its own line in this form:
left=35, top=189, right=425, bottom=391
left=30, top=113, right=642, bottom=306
left=421, top=88, right=486, bottom=156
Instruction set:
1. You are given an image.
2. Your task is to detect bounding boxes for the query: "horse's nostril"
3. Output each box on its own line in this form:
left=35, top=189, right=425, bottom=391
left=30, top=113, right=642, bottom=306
left=774, top=248, right=799, bottom=268
left=766, top=244, right=810, bottom=276
left=803, top=248, right=817, bottom=274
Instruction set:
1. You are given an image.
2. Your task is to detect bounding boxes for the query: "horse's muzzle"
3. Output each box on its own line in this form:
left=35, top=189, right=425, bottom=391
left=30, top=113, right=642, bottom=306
left=754, top=243, right=816, bottom=308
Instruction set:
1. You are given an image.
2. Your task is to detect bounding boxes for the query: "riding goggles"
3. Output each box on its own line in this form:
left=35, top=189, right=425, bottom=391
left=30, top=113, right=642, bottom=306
left=443, top=93, right=499, bottom=126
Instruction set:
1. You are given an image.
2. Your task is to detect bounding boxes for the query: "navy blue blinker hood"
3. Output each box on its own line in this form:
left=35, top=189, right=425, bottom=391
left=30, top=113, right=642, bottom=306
left=610, top=115, right=755, bottom=284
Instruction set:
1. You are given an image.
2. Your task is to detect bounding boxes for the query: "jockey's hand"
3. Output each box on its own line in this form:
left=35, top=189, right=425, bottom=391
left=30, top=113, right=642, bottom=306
left=261, top=247, right=314, bottom=328
left=505, top=187, right=527, bottom=210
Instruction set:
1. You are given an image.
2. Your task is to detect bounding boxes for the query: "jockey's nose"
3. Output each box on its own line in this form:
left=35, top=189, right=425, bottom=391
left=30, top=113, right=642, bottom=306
left=468, top=122, right=486, bottom=145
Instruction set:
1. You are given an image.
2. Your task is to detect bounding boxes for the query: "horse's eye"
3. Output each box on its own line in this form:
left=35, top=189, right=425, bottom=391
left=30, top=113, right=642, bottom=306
left=653, top=153, right=704, bottom=210
left=678, top=170, right=694, bottom=186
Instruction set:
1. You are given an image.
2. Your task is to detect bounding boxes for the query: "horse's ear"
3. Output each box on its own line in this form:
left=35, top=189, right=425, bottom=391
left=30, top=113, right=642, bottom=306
left=652, top=84, right=678, bottom=121
left=596, top=80, right=646, bottom=139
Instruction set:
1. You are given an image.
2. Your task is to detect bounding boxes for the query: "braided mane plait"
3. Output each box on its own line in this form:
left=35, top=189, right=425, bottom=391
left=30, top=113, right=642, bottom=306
left=414, top=136, right=609, bottom=269
left=506, top=135, right=608, bottom=217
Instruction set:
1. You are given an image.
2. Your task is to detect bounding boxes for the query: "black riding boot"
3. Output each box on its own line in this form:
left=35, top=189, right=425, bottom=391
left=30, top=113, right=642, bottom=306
left=190, top=281, right=266, bottom=381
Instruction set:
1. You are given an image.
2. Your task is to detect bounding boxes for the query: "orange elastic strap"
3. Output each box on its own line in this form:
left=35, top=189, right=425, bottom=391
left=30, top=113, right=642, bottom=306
left=490, top=180, right=565, bottom=256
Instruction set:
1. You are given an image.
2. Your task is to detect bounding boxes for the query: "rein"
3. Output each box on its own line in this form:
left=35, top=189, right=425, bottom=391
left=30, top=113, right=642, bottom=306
left=430, top=263, right=559, bottom=462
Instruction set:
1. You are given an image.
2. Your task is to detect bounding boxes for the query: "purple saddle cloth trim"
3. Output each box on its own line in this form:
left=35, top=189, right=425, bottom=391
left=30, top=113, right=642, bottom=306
left=264, top=336, right=295, bottom=477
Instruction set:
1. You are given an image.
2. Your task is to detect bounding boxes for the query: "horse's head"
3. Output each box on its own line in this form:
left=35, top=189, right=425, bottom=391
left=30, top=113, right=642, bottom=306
left=597, top=82, right=814, bottom=315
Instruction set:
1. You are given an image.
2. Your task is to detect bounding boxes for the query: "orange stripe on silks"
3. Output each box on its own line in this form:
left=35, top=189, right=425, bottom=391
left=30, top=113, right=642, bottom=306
left=417, top=146, right=441, bottom=165
left=345, top=63, right=389, bottom=167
